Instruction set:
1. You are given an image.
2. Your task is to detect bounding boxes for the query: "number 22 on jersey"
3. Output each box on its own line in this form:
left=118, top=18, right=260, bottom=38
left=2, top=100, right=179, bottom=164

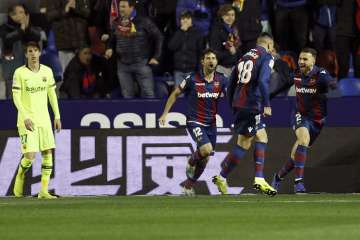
left=237, top=60, right=254, bottom=84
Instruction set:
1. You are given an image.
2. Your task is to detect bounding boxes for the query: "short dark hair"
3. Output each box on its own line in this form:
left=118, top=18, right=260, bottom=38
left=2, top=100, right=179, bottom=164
left=201, top=49, right=217, bottom=60
left=8, top=3, right=28, bottom=15
left=301, top=47, right=317, bottom=58
left=180, top=10, right=193, bottom=19
left=217, top=4, right=235, bottom=18
left=24, top=41, right=41, bottom=52
left=118, top=0, right=137, bottom=7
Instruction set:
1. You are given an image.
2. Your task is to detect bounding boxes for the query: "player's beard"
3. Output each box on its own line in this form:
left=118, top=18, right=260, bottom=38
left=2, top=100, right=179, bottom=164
left=300, top=64, right=312, bottom=75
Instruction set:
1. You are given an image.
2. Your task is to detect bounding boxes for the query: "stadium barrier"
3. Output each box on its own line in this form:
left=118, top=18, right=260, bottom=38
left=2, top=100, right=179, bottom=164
left=0, top=97, right=359, bottom=195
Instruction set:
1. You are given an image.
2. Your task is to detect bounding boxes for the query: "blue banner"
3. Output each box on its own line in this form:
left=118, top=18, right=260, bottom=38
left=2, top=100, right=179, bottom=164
left=1, top=97, right=359, bottom=130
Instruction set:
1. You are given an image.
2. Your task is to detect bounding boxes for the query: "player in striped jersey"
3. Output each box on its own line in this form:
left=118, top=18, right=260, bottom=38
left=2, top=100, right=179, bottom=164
left=271, top=47, right=336, bottom=193
left=159, top=49, right=228, bottom=195
left=12, top=41, right=61, bottom=199
left=213, top=33, right=277, bottom=196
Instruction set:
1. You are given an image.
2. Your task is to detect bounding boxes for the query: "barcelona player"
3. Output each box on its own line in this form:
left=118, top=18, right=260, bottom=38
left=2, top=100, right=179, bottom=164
left=12, top=41, right=61, bottom=199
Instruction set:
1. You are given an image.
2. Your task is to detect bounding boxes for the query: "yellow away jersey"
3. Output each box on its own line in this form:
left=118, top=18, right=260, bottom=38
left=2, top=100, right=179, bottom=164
left=12, top=64, right=58, bottom=128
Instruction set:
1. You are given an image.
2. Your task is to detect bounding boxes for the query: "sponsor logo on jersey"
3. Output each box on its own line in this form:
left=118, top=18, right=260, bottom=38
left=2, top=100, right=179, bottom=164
left=197, top=92, right=220, bottom=98
left=294, top=77, right=302, bottom=82
left=195, top=83, right=205, bottom=86
left=26, top=86, right=46, bottom=93
left=295, top=87, right=317, bottom=94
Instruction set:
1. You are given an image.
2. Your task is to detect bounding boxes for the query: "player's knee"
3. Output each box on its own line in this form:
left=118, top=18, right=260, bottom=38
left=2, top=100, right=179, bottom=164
left=200, top=145, right=213, bottom=157
left=41, top=153, right=53, bottom=166
left=297, top=136, right=310, bottom=146
left=41, top=149, right=52, bottom=156
left=255, top=135, right=268, bottom=143
left=24, top=152, right=36, bottom=160
left=255, top=130, right=268, bottom=143
left=238, top=139, right=252, bottom=150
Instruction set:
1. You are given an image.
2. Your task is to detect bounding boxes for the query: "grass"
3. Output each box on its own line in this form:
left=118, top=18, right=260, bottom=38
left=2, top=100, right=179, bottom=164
left=0, top=194, right=360, bottom=240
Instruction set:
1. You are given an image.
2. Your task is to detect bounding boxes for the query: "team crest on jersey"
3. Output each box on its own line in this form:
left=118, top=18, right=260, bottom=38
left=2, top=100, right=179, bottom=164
left=42, top=77, right=47, bottom=82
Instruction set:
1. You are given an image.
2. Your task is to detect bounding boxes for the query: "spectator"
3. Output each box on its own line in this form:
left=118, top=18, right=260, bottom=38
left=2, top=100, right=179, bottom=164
left=60, top=46, right=107, bottom=98
left=105, top=0, right=163, bottom=98
left=168, top=11, right=205, bottom=86
left=176, top=0, right=217, bottom=36
left=40, top=0, right=91, bottom=75
left=231, top=0, right=265, bottom=54
left=209, top=4, right=241, bottom=77
left=148, top=0, right=177, bottom=32
left=311, top=0, right=339, bottom=51
left=0, top=4, right=43, bottom=98
left=335, top=0, right=360, bottom=78
left=274, top=0, right=309, bottom=54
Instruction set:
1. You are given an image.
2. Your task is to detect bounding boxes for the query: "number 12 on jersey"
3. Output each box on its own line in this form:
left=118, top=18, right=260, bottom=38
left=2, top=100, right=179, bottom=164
left=237, top=60, right=254, bottom=84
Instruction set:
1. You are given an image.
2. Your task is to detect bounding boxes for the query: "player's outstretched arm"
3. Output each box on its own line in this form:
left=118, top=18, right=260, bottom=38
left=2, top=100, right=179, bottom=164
left=159, top=87, right=182, bottom=126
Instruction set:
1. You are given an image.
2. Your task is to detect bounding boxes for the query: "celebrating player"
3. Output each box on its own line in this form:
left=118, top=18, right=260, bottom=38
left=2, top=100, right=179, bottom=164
left=159, top=49, right=227, bottom=196
left=271, top=48, right=336, bottom=193
left=212, top=33, right=277, bottom=196
left=12, top=41, right=61, bottom=199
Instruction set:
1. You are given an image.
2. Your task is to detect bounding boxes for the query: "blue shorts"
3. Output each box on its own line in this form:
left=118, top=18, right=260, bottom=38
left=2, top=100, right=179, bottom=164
left=293, top=113, right=324, bottom=146
left=186, top=122, right=217, bottom=149
left=233, top=110, right=266, bottom=136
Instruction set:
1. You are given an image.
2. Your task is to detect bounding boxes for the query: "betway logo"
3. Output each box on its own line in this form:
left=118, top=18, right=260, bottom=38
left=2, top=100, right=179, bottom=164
left=296, top=87, right=317, bottom=94
left=197, top=92, right=220, bottom=98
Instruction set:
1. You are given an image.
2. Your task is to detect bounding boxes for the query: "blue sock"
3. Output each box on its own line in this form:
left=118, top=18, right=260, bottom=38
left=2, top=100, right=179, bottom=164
left=254, top=142, right=267, bottom=178
left=220, top=145, right=247, bottom=178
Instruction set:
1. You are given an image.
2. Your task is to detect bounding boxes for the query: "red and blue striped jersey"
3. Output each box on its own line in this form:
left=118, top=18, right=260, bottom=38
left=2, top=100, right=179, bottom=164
left=179, top=71, right=228, bottom=126
left=228, top=46, right=274, bottom=113
left=294, top=66, right=336, bottom=123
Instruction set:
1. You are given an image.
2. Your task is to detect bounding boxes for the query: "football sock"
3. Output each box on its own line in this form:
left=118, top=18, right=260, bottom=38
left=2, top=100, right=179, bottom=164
left=192, top=158, right=208, bottom=181
left=188, top=150, right=203, bottom=166
left=40, top=154, right=53, bottom=193
left=277, top=158, right=295, bottom=179
left=183, top=178, right=194, bottom=189
left=18, top=157, right=34, bottom=176
left=220, top=145, right=246, bottom=178
left=294, top=145, right=308, bottom=181
left=254, top=142, right=267, bottom=178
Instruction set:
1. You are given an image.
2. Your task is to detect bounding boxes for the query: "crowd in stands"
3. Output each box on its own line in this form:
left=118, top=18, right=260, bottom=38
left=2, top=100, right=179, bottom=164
left=0, top=0, right=360, bottom=99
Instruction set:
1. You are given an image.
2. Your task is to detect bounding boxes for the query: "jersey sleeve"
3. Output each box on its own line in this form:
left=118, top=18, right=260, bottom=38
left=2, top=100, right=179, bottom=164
left=12, top=69, right=22, bottom=92
left=178, top=74, right=192, bottom=93
left=12, top=69, right=29, bottom=120
left=47, top=68, right=61, bottom=119
left=45, top=67, right=56, bottom=89
left=318, top=69, right=337, bottom=91
left=258, top=55, right=273, bottom=107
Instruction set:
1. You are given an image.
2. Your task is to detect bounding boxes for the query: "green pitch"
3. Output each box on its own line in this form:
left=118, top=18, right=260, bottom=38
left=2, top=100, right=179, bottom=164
left=1, top=194, right=360, bottom=240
